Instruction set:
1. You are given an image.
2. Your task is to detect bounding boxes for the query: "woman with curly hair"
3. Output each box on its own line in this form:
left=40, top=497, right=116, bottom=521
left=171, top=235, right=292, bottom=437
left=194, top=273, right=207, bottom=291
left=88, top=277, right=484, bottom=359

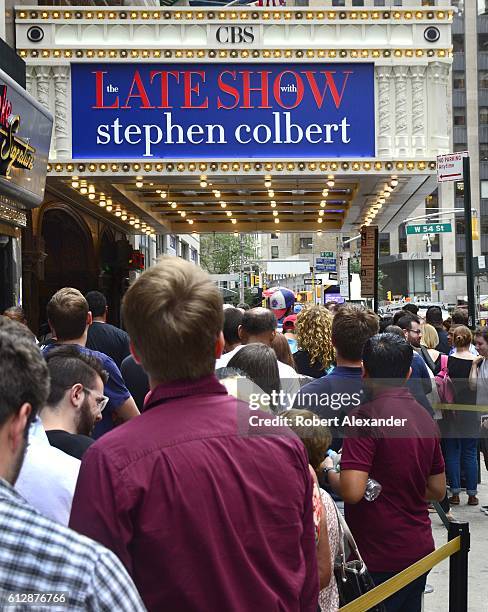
left=294, top=304, right=334, bottom=378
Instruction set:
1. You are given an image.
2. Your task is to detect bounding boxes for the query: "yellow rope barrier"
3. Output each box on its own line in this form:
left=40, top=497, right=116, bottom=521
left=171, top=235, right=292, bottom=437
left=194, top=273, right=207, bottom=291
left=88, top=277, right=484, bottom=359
left=338, top=536, right=461, bottom=612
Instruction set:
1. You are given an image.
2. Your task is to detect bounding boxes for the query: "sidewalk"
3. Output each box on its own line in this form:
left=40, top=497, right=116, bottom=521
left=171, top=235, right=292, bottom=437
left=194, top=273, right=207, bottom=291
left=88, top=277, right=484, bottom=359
left=425, top=466, right=488, bottom=612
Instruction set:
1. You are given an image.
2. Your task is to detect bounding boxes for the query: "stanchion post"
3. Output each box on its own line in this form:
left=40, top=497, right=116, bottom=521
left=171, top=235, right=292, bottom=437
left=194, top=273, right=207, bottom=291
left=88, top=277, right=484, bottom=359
left=448, top=522, right=470, bottom=612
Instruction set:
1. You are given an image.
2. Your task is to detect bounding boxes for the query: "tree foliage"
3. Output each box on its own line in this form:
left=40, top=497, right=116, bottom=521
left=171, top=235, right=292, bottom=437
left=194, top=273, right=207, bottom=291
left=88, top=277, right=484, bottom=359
left=200, top=234, right=257, bottom=274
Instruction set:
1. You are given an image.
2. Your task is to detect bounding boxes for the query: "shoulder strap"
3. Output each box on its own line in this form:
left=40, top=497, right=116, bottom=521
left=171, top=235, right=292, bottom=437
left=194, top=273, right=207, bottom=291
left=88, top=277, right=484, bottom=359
left=332, top=500, right=366, bottom=568
left=440, top=354, right=448, bottom=372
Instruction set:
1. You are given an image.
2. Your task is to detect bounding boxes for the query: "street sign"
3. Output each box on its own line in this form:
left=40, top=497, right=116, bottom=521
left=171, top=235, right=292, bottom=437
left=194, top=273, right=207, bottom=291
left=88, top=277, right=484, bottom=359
left=304, top=278, right=322, bottom=285
left=328, top=272, right=338, bottom=281
left=360, top=225, right=378, bottom=299
left=315, top=264, right=337, bottom=272
left=315, top=256, right=336, bottom=264
left=320, top=251, right=334, bottom=258
left=436, top=152, right=467, bottom=183
left=339, top=252, right=350, bottom=299
left=406, top=223, right=452, bottom=235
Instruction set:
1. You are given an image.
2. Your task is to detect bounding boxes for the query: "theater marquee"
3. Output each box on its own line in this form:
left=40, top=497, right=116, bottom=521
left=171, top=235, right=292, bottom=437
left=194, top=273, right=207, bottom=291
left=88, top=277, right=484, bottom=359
left=71, top=63, right=375, bottom=159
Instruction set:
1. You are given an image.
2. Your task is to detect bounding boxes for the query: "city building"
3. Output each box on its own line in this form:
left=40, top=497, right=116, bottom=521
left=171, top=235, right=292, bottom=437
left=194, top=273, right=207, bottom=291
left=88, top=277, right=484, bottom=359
left=10, top=1, right=453, bottom=319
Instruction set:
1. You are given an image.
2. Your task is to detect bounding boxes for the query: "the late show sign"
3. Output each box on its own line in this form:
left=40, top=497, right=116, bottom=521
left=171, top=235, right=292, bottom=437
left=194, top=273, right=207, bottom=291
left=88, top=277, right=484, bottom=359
left=71, top=63, right=375, bottom=159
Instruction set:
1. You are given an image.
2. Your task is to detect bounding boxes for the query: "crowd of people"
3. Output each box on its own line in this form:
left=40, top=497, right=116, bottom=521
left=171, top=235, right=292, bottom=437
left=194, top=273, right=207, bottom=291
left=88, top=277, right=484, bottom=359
left=0, top=257, right=485, bottom=612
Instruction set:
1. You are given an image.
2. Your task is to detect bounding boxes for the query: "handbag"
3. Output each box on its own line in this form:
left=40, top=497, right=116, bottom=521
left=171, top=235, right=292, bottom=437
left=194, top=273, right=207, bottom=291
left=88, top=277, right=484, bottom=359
left=333, top=505, right=386, bottom=612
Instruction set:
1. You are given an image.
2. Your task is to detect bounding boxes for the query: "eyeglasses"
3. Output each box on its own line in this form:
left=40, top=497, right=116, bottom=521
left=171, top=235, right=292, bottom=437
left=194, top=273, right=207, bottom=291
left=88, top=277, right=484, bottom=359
left=409, top=329, right=422, bottom=335
left=83, top=387, right=109, bottom=412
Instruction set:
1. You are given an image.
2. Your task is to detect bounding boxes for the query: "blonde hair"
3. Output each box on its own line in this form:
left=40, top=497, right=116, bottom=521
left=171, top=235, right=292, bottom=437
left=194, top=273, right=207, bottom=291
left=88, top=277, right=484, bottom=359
left=420, top=323, right=439, bottom=350
left=123, top=256, right=223, bottom=383
left=451, top=325, right=472, bottom=349
left=295, top=304, right=334, bottom=369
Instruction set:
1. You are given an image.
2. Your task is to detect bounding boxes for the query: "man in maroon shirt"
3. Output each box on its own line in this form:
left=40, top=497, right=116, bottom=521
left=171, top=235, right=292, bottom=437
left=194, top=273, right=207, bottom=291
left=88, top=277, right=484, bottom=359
left=324, top=333, right=446, bottom=612
left=69, top=256, right=321, bottom=611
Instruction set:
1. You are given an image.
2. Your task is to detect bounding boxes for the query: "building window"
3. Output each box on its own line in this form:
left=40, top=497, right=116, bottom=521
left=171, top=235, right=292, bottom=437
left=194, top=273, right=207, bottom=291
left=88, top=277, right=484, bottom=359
left=300, top=237, right=313, bottom=250
left=454, top=143, right=468, bottom=153
left=430, top=234, right=440, bottom=253
left=481, top=107, right=488, bottom=125
left=398, top=225, right=407, bottom=254
left=169, top=235, right=177, bottom=251
left=191, top=248, right=198, bottom=264
left=453, top=34, right=464, bottom=53
left=453, top=107, right=466, bottom=126
left=379, top=233, right=390, bottom=256
left=481, top=144, right=488, bottom=161
left=480, top=71, right=488, bottom=89
left=271, top=233, right=279, bottom=240
left=453, top=72, right=466, bottom=89
left=180, top=241, right=189, bottom=260
left=271, top=246, right=279, bottom=259
left=456, top=255, right=465, bottom=273
left=482, top=181, right=488, bottom=199
left=479, top=33, right=488, bottom=51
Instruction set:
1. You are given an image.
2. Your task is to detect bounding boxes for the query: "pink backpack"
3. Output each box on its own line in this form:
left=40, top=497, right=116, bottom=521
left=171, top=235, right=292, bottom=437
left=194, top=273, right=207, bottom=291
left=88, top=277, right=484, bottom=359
left=435, top=354, right=456, bottom=405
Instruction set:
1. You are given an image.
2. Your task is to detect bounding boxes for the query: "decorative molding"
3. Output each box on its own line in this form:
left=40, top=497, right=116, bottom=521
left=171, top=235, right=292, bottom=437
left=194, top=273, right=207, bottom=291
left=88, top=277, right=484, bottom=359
left=53, top=66, right=70, bottom=159
left=34, top=65, right=51, bottom=112
left=410, top=65, right=427, bottom=155
left=393, top=66, right=409, bottom=157
left=376, top=66, right=392, bottom=157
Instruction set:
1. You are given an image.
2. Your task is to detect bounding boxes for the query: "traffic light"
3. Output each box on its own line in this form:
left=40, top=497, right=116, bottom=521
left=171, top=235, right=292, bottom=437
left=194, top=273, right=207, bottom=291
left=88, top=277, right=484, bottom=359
left=387, top=291, right=392, bottom=301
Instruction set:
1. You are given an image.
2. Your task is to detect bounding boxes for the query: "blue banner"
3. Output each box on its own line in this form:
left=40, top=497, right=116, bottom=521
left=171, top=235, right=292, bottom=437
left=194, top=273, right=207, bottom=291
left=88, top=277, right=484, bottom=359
left=71, top=62, right=375, bottom=159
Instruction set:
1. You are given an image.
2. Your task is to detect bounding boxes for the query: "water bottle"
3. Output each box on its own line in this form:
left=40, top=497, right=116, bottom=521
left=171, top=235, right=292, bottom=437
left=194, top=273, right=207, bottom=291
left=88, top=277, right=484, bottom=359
left=364, top=478, right=382, bottom=502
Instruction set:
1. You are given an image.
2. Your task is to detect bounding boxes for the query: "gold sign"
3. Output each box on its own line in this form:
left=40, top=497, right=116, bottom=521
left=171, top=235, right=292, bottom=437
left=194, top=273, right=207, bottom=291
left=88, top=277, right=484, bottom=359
left=0, top=85, right=36, bottom=178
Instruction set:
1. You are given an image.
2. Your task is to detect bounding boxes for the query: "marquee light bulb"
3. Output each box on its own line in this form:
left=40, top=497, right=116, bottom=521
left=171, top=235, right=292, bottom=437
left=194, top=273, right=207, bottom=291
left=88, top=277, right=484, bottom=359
left=231, top=218, right=237, bottom=224
left=88, top=193, right=96, bottom=200
left=80, top=186, right=88, bottom=195
left=115, top=209, right=122, bottom=217
left=317, top=218, right=323, bottom=224
left=71, top=181, right=79, bottom=189
left=264, top=179, right=272, bottom=188
left=171, top=202, right=177, bottom=209
left=220, top=201, right=227, bottom=208
left=99, top=199, right=106, bottom=207
left=188, top=219, right=194, bottom=225
left=214, top=190, right=221, bottom=198
left=121, top=213, right=128, bottom=220
left=270, top=201, right=277, bottom=208
left=226, top=211, right=232, bottom=217
left=88, top=185, right=95, bottom=194
left=320, top=201, right=326, bottom=207
left=134, top=223, right=140, bottom=229
left=274, top=218, right=280, bottom=224
left=200, top=175, right=208, bottom=188
left=160, top=191, right=167, bottom=198
left=322, top=189, right=328, bottom=197
left=135, top=181, right=143, bottom=189
left=268, top=190, right=275, bottom=198
left=319, top=210, right=325, bottom=216
left=273, top=211, right=278, bottom=217
left=327, top=179, right=335, bottom=188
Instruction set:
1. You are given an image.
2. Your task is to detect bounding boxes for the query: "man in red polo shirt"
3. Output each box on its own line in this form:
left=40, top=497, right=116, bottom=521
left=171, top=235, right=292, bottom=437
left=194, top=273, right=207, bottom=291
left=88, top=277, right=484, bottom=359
left=325, top=333, right=446, bottom=612
left=69, top=256, right=321, bottom=611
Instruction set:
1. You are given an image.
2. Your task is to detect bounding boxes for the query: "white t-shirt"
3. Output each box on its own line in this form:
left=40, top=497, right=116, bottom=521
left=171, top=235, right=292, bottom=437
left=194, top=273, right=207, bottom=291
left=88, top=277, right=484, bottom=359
left=15, top=418, right=80, bottom=525
left=216, top=344, right=300, bottom=408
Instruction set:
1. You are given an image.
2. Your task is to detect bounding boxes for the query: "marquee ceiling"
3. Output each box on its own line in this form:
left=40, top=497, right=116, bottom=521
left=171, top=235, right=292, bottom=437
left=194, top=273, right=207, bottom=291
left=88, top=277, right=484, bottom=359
left=46, top=170, right=437, bottom=236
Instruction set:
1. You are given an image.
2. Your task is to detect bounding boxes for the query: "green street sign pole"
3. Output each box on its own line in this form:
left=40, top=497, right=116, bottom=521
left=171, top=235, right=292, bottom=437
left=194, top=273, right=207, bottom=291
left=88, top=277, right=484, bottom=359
left=464, top=156, right=476, bottom=329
